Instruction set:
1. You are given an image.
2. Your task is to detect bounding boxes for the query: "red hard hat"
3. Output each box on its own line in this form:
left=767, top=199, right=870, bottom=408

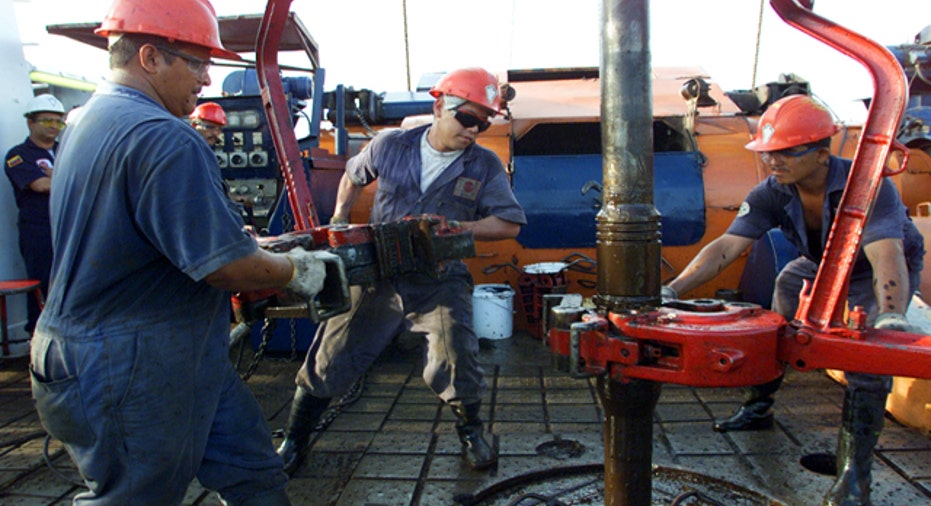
left=429, top=68, right=504, bottom=115
left=190, top=102, right=227, bottom=126
left=745, top=95, right=839, bottom=152
left=94, top=0, right=241, bottom=61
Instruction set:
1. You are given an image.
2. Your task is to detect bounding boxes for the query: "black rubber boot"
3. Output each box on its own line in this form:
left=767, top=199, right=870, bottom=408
left=276, top=387, right=331, bottom=476
left=823, top=390, right=887, bottom=506
left=451, top=402, right=497, bottom=470
left=713, top=375, right=783, bottom=432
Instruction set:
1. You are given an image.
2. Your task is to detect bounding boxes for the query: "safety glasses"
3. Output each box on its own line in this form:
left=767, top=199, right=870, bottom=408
left=454, top=109, right=491, bottom=133
left=33, top=118, right=66, bottom=129
left=768, top=144, right=821, bottom=159
left=155, top=45, right=213, bottom=75
left=194, top=122, right=223, bottom=133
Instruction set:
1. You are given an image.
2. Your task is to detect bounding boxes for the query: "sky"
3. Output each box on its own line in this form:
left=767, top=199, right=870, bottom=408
left=11, top=0, right=931, bottom=123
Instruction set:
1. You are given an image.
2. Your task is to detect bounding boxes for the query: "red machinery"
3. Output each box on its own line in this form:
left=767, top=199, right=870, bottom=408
left=546, top=0, right=931, bottom=398
left=544, top=1, right=931, bottom=505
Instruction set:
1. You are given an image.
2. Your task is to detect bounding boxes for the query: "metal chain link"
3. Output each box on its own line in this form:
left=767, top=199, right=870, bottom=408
left=240, top=318, right=277, bottom=381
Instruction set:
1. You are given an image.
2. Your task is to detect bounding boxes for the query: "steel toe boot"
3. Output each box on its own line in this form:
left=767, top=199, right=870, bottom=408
left=276, top=387, right=331, bottom=476
left=823, top=390, right=887, bottom=506
left=713, top=375, right=783, bottom=432
left=451, top=402, right=497, bottom=470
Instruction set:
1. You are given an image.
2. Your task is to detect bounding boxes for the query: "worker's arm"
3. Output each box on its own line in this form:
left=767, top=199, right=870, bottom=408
left=330, top=172, right=365, bottom=224
left=27, top=176, right=51, bottom=193
left=456, top=215, right=520, bottom=241
left=666, top=233, right=755, bottom=298
left=203, top=249, right=293, bottom=292
left=204, top=247, right=331, bottom=300
left=863, top=238, right=910, bottom=317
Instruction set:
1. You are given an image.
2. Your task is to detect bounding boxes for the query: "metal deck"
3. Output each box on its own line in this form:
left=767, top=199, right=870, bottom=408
left=1, top=329, right=930, bottom=505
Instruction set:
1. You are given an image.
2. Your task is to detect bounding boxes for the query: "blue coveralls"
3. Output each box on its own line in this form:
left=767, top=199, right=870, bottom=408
left=4, top=137, right=56, bottom=333
left=29, top=82, right=287, bottom=505
left=298, top=125, right=527, bottom=407
left=728, top=156, right=925, bottom=393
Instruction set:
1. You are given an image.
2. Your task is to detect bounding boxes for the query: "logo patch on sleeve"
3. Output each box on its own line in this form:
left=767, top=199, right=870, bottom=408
left=453, top=177, right=481, bottom=201
left=6, top=155, right=23, bottom=169
left=737, top=201, right=751, bottom=217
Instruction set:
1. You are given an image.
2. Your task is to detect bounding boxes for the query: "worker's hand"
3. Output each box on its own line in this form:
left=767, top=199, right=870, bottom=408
left=283, top=249, right=336, bottom=299
left=873, top=312, right=913, bottom=332
left=661, top=285, right=678, bottom=301
left=330, top=215, right=349, bottom=226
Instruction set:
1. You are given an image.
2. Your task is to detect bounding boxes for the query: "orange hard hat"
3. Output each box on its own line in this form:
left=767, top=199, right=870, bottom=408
left=745, top=94, right=839, bottom=152
left=429, top=68, right=504, bottom=115
left=94, top=0, right=240, bottom=61
left=190, top=102, right=227, bottom=126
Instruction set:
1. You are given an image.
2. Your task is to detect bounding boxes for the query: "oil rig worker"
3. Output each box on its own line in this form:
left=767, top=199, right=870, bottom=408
left=190, top=101, right=226, bottom=147
left=663, top=94, right=924, bottom=506
left=4, top=94, right=66, bottom=335
left=277, top=67, right=527, bottom=475
left=28, top=0, right=332, bottom=504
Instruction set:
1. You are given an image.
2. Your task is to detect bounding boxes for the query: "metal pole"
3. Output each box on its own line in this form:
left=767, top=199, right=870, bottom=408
left=599, top=376, right=662, bottom=505
left=597, top=1, right=663, bottom=504
left=595, top=0, right=661, bottom=313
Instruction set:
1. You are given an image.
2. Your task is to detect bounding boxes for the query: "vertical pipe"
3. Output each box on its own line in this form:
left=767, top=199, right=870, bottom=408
left=598, top=1, right=663, bottom=505
left=595, top=0, right=662, bottom=313
left=599, top=377, right=663, bottom=505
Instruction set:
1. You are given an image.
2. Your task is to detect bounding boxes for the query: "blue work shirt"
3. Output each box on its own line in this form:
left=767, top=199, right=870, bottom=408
left=39, top=81, right=256, bottom=337
left=4, top=137, right=56, bottom=228
left=727, top=156, right=924, bottom=275
left=347, top=124, right=527, bottom=226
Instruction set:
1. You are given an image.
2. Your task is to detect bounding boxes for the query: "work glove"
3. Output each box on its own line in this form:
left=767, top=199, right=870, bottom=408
left=661, top=285, right=678, bottom=301
left=283, top=249, right=338, bottom=299
left=873, top=312, right=913, bottom=332
left=329, top=215, right=349, bottom=226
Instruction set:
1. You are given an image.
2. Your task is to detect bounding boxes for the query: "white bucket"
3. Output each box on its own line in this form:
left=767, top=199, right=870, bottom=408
left=472, top=284, right=515, bottom=340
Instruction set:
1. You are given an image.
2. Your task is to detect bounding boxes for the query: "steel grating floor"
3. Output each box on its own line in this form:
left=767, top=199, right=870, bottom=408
left=1, top=329, right=930, bottom=505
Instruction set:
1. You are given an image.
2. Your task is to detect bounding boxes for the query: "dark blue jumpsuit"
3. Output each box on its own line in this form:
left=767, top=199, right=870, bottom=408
left=728, top=156, right=925, bottom=393
left=30, top=82, right=287, bottom=505
left=4, top=137, right=55, bottom=333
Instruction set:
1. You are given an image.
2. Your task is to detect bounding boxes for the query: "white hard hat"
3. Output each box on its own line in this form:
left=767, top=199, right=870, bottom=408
left=24, top=95, right=65, bottom=117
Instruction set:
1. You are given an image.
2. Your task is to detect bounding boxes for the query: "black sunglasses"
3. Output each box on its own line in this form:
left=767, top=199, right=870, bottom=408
left=454, top=110, right=491, bottom=133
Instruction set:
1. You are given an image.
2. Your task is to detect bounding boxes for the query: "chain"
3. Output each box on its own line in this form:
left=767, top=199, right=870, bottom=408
left=240, top=318, right=277, bottom=381
left=289, top=318, right=298, bottom=361
left=311, top=374, right=365, bottom=432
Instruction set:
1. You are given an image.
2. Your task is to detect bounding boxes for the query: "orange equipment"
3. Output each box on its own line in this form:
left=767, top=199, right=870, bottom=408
left=429, top=67, right=504, bottom=115
left=190, top=102, right=227, bottom=126
left=745, top=94, right=840, bottom=151
left=94, top=0, right=241, bottom=61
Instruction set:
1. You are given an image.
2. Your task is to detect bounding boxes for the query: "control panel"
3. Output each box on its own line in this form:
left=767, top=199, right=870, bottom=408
left=203, top=95, right=283, bottom=229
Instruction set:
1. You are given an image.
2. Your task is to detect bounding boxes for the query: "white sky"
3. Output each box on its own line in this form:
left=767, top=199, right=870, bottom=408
left=12, top=0, right=931, bottom=123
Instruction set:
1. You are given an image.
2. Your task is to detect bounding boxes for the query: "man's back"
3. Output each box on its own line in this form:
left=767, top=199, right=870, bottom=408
left=41, top=82, right=254, bottom=335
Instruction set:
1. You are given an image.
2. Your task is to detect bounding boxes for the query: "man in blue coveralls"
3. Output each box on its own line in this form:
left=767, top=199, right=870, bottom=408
left=663, top=94, right=924, bottom=506
left=28, top=0, right=333, bottom=504
left=4, top=94, right=66, bottom=335
left=276, top=67, right=527, bottom=475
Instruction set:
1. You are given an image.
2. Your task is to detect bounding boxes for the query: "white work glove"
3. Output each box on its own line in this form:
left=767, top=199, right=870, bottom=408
left=283, top=249, right=336, bottom=299
left=873, top=312, right=912, bottom=332
left=661, top=285, right=678, bottom=301
left=330, top=215, right=349, bottom=226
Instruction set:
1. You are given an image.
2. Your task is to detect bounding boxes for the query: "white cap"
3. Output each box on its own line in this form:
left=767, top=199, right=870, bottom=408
left=24, top=95, right=65, bottom=117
